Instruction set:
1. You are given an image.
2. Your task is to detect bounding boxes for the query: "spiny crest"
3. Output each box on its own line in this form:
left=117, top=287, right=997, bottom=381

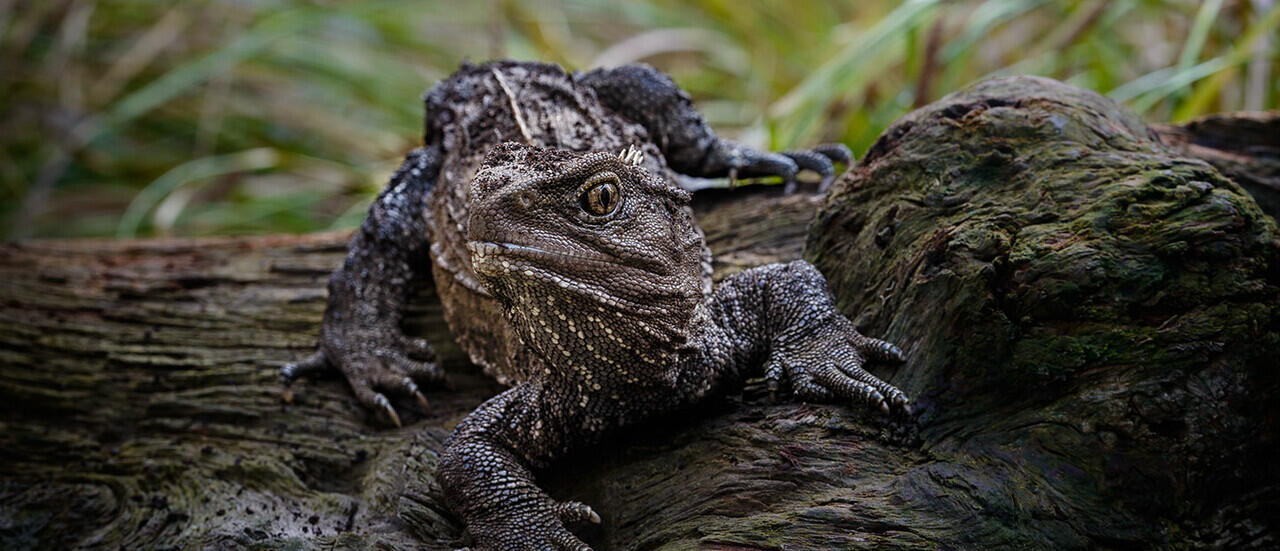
left=617, top=144, right=644, bottom=166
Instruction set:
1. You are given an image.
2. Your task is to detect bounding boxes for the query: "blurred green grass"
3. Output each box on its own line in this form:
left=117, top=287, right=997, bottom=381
left=1, top=0, right=1276, bottom=238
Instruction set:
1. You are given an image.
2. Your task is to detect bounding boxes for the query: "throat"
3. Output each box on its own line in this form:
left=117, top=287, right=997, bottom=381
left=540, top=358, right=687, bottom=432
left=506, top=285, right=697, bottom=365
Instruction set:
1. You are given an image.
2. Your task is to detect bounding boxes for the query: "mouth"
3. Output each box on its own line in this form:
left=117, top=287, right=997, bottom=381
left=466, top=241, right=626, bottom=275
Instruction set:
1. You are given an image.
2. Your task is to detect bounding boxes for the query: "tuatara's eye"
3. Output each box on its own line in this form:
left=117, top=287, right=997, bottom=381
left=580, top=172, right=620, bottom=216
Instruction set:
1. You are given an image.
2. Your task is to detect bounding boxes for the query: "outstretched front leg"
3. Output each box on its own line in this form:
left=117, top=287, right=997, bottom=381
left=702, top=260, right=911, bottom=414
left=282, top=146, right=446, bottom=426
left=577, top=64, right=852, bottom=189
left=439, top=384, right=601, bottom=551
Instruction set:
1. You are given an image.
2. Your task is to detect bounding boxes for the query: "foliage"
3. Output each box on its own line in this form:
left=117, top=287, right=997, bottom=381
left=1, top=0, right=1276, bottom=238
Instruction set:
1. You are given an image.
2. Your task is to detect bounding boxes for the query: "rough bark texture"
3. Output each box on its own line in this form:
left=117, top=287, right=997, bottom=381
left=807, top=76, right=1279, bottom=549
left=1153, top=112, right=1280, bottom=220
left=2, top=76, right=1277, bottom=550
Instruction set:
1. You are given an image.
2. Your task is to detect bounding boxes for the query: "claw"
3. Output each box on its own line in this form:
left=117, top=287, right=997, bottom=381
left=880, top=399, right=890, bottom=415
left=375, top=393, right=402, bottom=428
left=415, top=391, right=430, bottom=410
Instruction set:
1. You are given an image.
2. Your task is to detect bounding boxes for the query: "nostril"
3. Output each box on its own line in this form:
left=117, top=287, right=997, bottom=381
left=517, top=190, right=534, bottom=209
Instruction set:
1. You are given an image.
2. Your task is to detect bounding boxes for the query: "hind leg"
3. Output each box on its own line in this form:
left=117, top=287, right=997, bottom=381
left=577, top=64, right=852, bottom=188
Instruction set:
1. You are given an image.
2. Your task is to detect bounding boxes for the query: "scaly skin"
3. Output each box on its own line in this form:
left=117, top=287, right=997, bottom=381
left=445, top=143, right=908, bottom=550
left=282, top=61, right=906, bottom=549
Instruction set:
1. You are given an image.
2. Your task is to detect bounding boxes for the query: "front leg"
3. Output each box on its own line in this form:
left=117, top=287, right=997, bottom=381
left=576, top=64, right=852, bottom=187
left=440, top=384, right=600, bottom=551
left=706, top=260, right=911, bottom=413
left=282, top=146, right=445, bottom=426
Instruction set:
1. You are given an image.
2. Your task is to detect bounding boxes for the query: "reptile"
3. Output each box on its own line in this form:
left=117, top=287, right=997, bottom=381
left=283, top=60, right=911, bottom=550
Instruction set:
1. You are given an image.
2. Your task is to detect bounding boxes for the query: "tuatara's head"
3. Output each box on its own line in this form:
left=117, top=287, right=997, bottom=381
left=467, top=142, right=705, bottom=380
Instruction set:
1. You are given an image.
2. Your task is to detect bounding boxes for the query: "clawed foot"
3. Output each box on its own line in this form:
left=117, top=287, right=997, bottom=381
left=282, top=331, right=444, bottom=427
left=717, top=141, right=853, bottom=191
left=460, top=499, right=600, bottom=551
left=765, top=315, right=911, bottom=415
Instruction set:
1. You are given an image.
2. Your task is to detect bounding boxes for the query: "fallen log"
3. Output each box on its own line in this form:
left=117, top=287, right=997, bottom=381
left=1153, top=111, right=1280, bottom=220
left=807, top=76, right=1279, bottom=549
left=1, top=76, right=1276, bottom=550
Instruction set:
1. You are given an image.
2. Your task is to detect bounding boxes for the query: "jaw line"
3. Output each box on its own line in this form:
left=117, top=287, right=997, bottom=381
left=466, top=240, right=628, bottom=271
left=464, top=240, right=690, bottom=317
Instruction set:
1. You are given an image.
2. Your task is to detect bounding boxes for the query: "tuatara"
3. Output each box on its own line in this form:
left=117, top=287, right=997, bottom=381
left=284, top=60, right=910, bottom=550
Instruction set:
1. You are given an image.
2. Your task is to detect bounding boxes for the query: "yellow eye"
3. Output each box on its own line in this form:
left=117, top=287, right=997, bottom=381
left=581, top=172, right=620, bottom=216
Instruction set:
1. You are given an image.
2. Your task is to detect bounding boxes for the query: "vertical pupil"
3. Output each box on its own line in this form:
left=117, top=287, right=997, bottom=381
left=598, top=186, right=611, bottom=210
left=584, top=180, right=617, bottom=215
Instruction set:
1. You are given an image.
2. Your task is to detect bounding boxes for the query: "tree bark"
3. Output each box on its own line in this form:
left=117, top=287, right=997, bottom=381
left=1152, top=112, right=1280, bottom=220
left=807, top=76, right=1279, bottom=549
left=2, top=76, right=1277, bottom=550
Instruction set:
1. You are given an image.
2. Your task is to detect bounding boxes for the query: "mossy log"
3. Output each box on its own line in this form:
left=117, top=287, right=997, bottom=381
left=2, top=76, right=1277, bottom=550
left=807, top=76, right=1279, bottom=549
left=1152, top=112, right=1280, bottom=220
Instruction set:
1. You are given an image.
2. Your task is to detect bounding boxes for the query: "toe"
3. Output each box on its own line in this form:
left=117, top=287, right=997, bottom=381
left=351, top=380, right=402, bottom=428
left=813, top=142, right=854, bottom=164
left=764, top=360, right=785, bottom=393
left=383, top=349, right=445, bottom=384
left=281, top=351, right=329, bottom=383
left=550, top=529, right=593, bottom=551
left=738, top=150, right=799, bottom=181
left=813, top=363, right=884, bottom=408
left=855, top=336, right=906, bottom=363
left=833, top=352, right=910, bottom=414
left=555, top=501, right=601, bottom=525
left=400, top=335, right=436, bottom=360
left=373, top=369, right=414, bottom=392
left=788, top=364, right=835, bottom=402
left=783, top=149, right=836, bottom=183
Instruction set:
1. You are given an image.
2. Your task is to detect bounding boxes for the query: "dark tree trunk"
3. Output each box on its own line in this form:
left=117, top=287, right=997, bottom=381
left=2, top=76, right=1277, bottom=550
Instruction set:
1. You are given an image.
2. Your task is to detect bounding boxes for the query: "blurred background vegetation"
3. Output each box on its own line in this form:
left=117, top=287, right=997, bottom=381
left=2, top=0, right=1277, bottom=238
